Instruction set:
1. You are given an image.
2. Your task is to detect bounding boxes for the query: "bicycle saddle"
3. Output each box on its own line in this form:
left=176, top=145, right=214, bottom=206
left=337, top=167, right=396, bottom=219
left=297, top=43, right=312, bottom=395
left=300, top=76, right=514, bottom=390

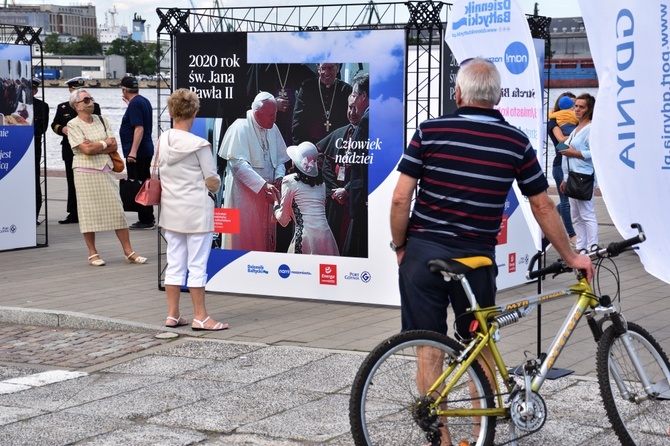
left=428, top=256, right=493, bottom=275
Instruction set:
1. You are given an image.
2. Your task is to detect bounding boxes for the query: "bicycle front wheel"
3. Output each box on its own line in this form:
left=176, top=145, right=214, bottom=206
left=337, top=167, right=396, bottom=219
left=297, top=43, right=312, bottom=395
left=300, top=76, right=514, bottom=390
left=349, top=330, right=496, bottom=446
left=596, top=321, right=670, bottom=445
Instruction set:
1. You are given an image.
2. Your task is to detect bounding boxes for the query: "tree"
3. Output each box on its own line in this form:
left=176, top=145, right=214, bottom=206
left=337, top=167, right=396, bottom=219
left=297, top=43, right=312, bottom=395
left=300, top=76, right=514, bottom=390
left=106, top=38, right=158, bottom=75
left=43, top=33, right=63, bottom=55
left=67, top=34, right=103, bottom=56
left=42, top=33, right=102, bottom=56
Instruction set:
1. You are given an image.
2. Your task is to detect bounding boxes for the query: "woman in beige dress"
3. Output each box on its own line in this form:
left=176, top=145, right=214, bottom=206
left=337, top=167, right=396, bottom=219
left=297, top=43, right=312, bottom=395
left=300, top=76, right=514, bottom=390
left=67, top=88, right=147, bottom=266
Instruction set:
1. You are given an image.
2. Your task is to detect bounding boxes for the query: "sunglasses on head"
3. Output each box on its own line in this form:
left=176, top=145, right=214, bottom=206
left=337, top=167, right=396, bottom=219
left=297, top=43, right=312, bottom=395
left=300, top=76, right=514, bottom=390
left=78, top=97, right=94, bottom=104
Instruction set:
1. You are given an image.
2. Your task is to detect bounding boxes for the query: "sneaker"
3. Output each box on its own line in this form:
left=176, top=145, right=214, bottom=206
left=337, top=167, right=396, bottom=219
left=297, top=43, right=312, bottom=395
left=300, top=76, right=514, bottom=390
left=129, top=221, right=155, bottom=230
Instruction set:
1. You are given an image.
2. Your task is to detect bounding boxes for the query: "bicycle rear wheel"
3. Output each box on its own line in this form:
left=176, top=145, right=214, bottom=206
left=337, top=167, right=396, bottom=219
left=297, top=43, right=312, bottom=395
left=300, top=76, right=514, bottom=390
left=349, top=330, right=496, bottom=446
left=596, top=322, right=670, bottom=445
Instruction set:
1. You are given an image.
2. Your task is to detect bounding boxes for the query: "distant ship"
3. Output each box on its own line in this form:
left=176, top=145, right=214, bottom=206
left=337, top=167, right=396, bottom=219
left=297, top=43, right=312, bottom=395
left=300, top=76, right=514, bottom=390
left=545, top=58, right=598, bottom=88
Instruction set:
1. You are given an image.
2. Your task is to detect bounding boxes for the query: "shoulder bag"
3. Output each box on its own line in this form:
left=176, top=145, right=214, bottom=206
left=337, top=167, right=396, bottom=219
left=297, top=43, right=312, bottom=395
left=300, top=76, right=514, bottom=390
left=119, top=163, right=143, bottom=212
left=564, top=157, right=594, bottom=201
left=135, top=138, right=162, bottom=206
left=96, top=115, right=124, bottom=173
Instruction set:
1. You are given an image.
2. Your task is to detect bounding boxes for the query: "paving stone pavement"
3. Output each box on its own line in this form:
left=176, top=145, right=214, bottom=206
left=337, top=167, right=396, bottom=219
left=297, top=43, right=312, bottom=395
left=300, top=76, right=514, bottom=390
left=0, top=324, right=169, bottom=368
left=0, top=175, right=669, bottom=445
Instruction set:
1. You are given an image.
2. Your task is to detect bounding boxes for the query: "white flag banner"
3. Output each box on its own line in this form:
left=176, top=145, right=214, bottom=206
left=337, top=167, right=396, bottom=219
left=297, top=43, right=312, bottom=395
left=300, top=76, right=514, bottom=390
left=445, top=0, right=544, bottom=289
left=579, top=0, right=670, bottom=284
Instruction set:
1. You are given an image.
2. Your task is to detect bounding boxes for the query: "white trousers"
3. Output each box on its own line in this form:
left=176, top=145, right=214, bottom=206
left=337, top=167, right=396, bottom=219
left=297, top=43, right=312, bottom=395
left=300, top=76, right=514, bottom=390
left=164, top=231, right=212, bottom=288
left=569, top=195, right=598, bottom=251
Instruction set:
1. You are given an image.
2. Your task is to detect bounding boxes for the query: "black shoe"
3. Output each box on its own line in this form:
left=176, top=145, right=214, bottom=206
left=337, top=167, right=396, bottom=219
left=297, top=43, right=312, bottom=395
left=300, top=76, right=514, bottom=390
left=58, top=215, right=79, bottom=224
left=129, top=221, right=155, bottom=230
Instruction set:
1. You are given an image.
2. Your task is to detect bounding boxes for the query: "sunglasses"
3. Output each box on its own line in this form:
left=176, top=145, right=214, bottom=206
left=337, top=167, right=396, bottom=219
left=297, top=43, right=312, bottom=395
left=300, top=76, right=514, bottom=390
left=78, top=97, right=94, bottom=104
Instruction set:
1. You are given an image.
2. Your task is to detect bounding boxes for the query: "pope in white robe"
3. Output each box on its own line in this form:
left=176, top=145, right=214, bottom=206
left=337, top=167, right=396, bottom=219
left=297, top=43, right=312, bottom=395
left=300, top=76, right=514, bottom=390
left=219, top=92, right=290, bottom=251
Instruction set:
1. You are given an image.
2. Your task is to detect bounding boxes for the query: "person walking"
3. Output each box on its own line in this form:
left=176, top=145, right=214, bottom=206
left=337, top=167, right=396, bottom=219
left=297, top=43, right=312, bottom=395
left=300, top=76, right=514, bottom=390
left=119, top=75, right=155, bottom=230
left=66, top=88, right=147, bottom=266
left=158, top=89, right=227, bottom=331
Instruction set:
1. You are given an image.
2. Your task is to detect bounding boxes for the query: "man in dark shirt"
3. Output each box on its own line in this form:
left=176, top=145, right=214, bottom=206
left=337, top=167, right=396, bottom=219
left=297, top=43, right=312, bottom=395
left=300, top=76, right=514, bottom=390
left=51, top=77, right=100, bottom=224
left=119, top=76, right=155, bottom=230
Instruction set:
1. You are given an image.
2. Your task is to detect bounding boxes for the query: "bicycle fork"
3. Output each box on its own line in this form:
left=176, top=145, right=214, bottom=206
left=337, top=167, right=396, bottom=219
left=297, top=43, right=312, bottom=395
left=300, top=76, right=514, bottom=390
left=588, top=296, right=666, bottom=402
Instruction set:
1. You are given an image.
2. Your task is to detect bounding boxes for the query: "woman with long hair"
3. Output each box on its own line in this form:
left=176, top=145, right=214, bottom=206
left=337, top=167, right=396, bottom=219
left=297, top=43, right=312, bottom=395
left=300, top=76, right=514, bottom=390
left=560, top=93, right=598, bottom=253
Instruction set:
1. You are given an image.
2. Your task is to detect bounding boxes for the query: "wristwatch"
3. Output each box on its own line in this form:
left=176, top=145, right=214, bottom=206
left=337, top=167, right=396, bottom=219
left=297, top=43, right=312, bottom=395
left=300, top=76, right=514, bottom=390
left=390, top=240, right=406, bottom=252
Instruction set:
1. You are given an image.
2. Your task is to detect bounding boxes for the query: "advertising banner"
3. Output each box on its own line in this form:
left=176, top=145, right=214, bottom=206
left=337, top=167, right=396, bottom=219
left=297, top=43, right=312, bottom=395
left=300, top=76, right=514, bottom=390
left=175, top=30, right=406, bottom=305
left=445, top=0, right=544, bottom=289
left=0, top=44, right=35, bottom=251
left=579, top=1, right=670, bottom=284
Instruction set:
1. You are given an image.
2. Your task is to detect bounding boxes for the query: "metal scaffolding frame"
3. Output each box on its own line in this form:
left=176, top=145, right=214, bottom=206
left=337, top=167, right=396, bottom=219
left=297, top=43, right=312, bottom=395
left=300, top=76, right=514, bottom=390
left=153, top=2, right=551, bottom=290
left=0, top=24, right=48, bottom=248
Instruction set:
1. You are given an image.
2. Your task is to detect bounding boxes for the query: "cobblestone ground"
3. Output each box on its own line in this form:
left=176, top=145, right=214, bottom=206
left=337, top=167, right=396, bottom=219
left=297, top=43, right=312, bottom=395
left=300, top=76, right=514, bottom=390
left=0, top=324, right=169, bottom=368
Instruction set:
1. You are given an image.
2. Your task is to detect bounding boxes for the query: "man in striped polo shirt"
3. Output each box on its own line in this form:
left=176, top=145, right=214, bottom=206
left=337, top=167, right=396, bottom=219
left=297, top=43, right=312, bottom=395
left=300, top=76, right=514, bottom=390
left=391, top=57, right=593, bottom=340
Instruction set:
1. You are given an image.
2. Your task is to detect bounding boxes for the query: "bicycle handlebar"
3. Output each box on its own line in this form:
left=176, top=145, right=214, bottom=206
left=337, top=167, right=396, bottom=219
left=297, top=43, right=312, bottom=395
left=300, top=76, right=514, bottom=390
left=526, top=223, right=646, bottom=280
left=604, top=223, right=646, bottom=256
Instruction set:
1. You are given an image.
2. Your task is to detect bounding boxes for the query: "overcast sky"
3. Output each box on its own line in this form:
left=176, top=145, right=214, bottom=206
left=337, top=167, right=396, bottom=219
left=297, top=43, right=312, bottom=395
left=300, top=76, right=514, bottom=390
left=13, top=0, right=582, bottom=39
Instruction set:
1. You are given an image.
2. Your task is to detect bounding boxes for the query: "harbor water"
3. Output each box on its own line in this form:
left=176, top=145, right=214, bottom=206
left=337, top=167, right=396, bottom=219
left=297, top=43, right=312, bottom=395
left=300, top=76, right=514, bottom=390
left=39, top=86, right=598, bottom=185
left=41, top=87, right=159, bottom=172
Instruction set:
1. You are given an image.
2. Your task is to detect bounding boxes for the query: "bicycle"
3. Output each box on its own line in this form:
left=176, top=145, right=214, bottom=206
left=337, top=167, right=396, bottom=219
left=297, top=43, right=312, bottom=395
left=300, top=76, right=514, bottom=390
left=349, top=223, right=670, bottom=445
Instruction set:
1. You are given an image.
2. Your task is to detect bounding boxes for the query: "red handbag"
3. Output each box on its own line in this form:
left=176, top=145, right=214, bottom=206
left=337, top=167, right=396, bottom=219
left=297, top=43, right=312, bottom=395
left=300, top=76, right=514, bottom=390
left=135, top=141, right=161, bottom=206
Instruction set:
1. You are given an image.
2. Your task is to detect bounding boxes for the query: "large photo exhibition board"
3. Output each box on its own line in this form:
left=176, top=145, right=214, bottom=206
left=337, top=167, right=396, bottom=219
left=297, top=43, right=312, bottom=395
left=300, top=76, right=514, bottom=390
left=175, top=30, right=406, bottom=305
left=0, top=44, right=36, bottom=251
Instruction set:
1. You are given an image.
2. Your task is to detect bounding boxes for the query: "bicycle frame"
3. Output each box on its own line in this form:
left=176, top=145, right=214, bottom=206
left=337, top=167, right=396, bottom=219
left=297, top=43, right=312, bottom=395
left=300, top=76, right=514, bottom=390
left=429, top=275, right=600, bottom=418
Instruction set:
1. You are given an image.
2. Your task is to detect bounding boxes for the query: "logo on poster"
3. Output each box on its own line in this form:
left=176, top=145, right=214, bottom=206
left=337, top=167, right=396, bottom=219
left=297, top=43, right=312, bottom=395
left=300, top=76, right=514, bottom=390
left=278, top=264, right=291, bottom=278
left=320, top=264, right=337, bottom=285
left=247, top=264, right=269, bottom=275
left=452, top=0, right=512, bottom=30
left=344, top=270, right=372, bottom=283
left=504, top=41, right=529, bottom=75
left=508, top=253, right=516, bottom=273
left=0, top=224, right=17, bottom=234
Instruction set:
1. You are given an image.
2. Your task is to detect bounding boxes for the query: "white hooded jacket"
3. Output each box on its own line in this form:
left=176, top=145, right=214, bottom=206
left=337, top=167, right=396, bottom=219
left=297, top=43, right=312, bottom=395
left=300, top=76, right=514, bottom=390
left=157, top=129, right=220, bottom=233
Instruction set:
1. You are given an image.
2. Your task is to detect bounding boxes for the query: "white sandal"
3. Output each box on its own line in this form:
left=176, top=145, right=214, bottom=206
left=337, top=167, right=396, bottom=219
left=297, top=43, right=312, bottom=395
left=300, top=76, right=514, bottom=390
left=88, top=254, right=105, bottom=266
left=124, top=251, right=147, bottom=264
left=165, top=315, right=189, bottom=328
left=191, top=316, right=229, bottom=331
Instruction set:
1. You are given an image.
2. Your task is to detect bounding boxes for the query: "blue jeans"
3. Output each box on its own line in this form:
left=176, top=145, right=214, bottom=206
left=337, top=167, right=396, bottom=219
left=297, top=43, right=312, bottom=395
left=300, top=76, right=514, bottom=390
left=553, top=163, right=576, bottom=238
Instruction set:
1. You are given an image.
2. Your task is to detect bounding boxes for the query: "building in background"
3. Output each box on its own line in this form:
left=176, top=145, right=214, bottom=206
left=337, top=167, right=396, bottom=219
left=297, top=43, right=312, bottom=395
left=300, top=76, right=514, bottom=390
left=546, top=17, right=596, bottom=88
left=41, top=55, right=126, bottom=80
left=1, top=3, right=97, bottom=38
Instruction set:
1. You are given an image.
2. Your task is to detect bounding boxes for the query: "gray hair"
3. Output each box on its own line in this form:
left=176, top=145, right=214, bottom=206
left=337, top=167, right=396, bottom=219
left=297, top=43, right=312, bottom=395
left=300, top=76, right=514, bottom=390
left=252, top=91, right=276, bottom=112
left=456, top=58, right=501, bottom=107
left=69, top=88, right=88, bottom=108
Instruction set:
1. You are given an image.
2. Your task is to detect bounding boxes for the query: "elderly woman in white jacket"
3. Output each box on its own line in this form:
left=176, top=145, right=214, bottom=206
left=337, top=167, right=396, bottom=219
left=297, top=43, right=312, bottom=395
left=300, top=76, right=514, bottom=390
left=158, top=89, right=227, bottom=331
